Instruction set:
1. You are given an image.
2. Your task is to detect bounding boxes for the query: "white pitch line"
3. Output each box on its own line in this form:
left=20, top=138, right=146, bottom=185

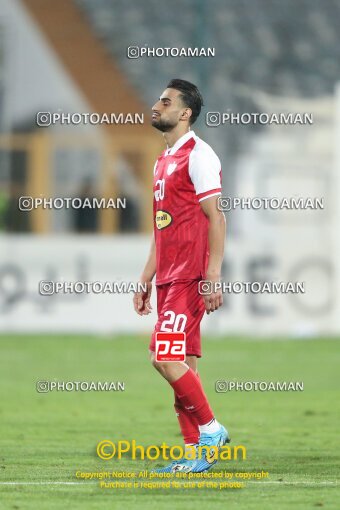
left=0, top=481, right=338, bottom=486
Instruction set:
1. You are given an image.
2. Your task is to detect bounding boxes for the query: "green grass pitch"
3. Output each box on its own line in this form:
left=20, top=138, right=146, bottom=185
left=0, top=334, right=339, bottom=509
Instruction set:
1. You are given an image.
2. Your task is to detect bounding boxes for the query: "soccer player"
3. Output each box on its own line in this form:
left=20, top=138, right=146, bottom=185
left=133, top=79, right=229, bottom=472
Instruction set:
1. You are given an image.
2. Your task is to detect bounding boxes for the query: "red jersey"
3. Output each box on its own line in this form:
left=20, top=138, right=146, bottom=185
left=153, top=130, right=222, bottom=285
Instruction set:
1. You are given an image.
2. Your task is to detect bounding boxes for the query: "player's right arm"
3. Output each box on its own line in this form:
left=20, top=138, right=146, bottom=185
left=133, top=236, right=156, bottom=316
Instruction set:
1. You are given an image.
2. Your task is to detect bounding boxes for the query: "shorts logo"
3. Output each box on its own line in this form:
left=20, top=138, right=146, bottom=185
left=155, top=332, right=186, bottom=361
left=167, top=163, right=177, bottom=175
left=155, top=210, right=172, bottom=230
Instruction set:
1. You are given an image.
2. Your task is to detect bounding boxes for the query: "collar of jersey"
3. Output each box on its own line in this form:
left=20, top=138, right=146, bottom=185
left=165, top=130, right=196, bottom=156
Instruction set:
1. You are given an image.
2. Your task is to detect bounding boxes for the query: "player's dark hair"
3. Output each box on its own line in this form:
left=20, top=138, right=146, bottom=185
left=167, top=79, right=204, bottom=125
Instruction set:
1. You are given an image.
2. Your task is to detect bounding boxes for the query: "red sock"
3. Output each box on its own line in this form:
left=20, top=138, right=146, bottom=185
left=170, top=368, right=214, bottom=426
left=174, top=392, right=199, bottom=444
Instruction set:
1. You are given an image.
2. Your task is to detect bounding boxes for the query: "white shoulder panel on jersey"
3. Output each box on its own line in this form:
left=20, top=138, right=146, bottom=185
left=188, top=136, right=222, bottom=201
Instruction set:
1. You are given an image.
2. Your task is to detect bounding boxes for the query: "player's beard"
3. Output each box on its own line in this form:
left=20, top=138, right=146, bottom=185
left=151, top=117, right=177, bottom=132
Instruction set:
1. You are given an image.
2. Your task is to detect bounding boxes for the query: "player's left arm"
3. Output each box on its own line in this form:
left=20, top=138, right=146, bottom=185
left=200, top=196, right=226, bottom=314
left=189, top=142, right=225, bottom=314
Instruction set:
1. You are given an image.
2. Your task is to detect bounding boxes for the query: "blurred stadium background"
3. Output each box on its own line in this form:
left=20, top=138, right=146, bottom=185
left=0, top=0, right=339, bottom=336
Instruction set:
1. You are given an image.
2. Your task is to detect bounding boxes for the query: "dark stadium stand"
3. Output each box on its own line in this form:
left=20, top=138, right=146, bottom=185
left=74, top=0, right=340, bottom=99
left=73, top=0, right=340, bottom=192
left=11, top=0, right=339, bottom=233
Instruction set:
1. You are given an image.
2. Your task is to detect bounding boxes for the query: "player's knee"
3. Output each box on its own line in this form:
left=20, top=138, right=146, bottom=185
left=150, top=351, right=158, bottom=369
left=150, top=353, right=167, bottom=374
left=152, top=358, right=166, bottom=372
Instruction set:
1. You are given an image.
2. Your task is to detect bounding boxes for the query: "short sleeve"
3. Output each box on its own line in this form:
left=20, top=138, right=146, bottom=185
left=188, top=140, right=222, bottom=202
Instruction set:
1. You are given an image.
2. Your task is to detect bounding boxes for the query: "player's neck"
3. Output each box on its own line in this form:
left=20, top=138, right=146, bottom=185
left=163, top=126, right=191, bottom=149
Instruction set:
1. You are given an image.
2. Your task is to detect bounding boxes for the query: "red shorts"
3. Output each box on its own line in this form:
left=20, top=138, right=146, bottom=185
left=149, top=279, right=205, bottom=358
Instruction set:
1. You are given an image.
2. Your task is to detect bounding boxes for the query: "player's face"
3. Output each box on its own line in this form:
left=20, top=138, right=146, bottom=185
left=151, top=88, right=189, bottom=132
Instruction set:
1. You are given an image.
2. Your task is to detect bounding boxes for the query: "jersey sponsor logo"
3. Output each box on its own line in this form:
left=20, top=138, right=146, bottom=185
left=155, top=210, right=172, bottom=230
left=167, top=162, right=177, bottom=175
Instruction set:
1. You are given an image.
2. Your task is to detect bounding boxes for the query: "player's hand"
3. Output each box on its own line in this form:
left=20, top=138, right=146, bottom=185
left=202, top=276, right=223, bottom=314
left=133, top=282, right=153, bottom=316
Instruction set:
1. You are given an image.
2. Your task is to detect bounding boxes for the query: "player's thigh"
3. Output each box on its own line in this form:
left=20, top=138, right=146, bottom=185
left=157, top=279, right=205, bottom=357
left=157, top=279, right=204, bottom=332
